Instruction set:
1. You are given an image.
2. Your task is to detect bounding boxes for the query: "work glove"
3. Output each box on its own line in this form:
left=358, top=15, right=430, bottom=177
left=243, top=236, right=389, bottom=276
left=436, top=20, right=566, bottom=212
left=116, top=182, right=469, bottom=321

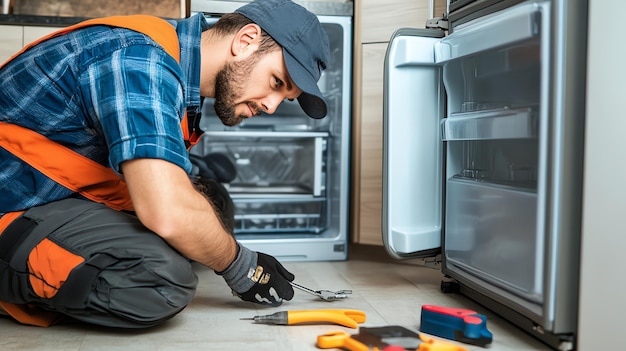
left=217, top=244, right=295, bottom=306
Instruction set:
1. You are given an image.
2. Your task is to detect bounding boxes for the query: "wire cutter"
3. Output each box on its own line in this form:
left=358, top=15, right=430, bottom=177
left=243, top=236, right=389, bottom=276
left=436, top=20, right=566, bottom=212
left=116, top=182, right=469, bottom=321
left=290, top=282, right=352, bottom=301
left=241, top=309, right=366, bottom=328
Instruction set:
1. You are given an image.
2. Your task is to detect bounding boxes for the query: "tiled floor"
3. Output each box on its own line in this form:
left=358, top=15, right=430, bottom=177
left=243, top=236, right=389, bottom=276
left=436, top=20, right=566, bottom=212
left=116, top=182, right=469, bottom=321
left=0, top=244, right=550, bottom=350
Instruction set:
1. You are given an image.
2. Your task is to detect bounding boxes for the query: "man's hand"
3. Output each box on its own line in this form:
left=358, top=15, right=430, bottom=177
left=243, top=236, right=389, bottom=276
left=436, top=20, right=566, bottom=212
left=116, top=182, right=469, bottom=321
left=217, top=244, right=295, bottom=306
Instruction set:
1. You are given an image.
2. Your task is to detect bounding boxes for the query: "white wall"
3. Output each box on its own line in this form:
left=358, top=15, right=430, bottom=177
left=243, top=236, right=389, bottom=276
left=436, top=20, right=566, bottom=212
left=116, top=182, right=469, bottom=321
left=578, top=0, right=626, bottom=348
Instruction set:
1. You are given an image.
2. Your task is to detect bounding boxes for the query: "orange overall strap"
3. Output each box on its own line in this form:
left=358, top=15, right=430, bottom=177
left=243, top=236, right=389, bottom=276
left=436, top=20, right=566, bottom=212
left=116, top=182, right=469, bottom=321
left=0, top=121, right=133, bottom=211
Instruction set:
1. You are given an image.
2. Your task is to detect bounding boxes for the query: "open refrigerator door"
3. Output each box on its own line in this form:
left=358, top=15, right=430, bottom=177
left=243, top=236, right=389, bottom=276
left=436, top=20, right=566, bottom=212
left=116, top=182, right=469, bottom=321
left=382, top=28, right=445, bottom=260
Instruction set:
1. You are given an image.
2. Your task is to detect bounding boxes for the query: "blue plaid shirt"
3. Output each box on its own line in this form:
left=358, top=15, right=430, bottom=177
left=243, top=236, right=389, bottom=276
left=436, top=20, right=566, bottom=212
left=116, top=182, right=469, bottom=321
left=0, top=13, right=208, bottom=214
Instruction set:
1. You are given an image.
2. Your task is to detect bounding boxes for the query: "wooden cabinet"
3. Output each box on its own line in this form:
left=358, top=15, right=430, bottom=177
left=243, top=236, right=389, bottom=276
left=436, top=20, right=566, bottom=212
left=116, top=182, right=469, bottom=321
left=0, top=25, right=24, bottom=63
left=360, top=0, right=432, bottom=43
left=23, top=26, right=59, bottom=45
left=0, top=25, right=59, bottom=63
left=351, top=0, right=446, bottom=245
left=13, top=0, right=187, bottom=18
left=353, top=43, right=385, bottom=245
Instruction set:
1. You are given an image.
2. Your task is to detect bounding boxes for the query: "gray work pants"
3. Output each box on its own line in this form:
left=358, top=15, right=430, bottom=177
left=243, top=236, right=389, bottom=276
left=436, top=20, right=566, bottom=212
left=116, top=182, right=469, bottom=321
left=0, top=198, right=198, bottom=328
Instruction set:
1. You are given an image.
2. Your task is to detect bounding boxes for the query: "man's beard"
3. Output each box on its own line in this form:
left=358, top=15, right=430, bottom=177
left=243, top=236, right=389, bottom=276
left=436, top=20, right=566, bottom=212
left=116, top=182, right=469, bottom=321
left=213, top=57, right=262, bottom=126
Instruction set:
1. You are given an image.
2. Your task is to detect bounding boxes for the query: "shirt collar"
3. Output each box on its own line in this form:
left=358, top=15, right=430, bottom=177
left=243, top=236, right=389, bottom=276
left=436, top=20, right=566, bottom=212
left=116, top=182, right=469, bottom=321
left=168, top=13, right=210, bottom=113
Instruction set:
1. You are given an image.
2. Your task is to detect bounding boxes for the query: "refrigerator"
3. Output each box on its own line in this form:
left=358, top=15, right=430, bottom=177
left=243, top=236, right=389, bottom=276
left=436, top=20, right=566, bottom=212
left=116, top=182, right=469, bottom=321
left=382, top=0, right=587, bottom=349
left=189, top=9, right=353, bottom=262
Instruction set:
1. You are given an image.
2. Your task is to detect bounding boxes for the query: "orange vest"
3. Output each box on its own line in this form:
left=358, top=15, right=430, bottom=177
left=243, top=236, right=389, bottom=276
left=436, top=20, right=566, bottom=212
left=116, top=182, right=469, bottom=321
left=0, top=15, right=201, bottom=327
left=0, top=15, right=201, bottom=212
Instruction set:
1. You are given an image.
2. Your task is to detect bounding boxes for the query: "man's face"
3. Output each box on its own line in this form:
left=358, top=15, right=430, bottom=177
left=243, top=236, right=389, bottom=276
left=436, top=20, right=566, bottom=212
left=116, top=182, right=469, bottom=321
left=213, top=49, right=302, bottom=126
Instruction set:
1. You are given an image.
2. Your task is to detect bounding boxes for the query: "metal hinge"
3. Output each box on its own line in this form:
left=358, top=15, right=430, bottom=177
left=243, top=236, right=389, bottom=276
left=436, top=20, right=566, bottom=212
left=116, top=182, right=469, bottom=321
left=425, top=16, right=449, bottom=31
left=420, top=253, right=442, bottom=269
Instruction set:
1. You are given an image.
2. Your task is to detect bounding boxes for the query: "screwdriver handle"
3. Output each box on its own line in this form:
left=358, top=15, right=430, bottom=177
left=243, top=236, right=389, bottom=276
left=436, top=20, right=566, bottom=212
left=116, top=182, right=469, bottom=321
left=288, top=310, right=364, bottom=328
left=246, top=309, right=366, bottom=328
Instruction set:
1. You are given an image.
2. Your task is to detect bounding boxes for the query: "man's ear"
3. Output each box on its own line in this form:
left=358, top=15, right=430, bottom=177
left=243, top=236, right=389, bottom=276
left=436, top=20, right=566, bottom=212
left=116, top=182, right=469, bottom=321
left=231, top=23, right=262, bottom=58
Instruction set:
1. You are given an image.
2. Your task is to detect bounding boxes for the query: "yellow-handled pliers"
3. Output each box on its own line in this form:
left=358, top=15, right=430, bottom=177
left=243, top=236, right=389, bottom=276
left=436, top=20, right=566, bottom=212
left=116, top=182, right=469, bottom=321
left=241, top=309, right=366, bottom=328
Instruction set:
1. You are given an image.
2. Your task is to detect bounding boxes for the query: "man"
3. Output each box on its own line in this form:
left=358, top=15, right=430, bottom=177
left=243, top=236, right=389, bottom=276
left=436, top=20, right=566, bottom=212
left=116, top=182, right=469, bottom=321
left=0, top=0, right=329, bottom=328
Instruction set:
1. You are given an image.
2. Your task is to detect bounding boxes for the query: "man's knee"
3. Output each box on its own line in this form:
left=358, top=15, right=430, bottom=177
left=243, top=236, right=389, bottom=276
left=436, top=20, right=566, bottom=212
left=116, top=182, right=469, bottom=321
left=68, top=253, right=198, bottom=328
left=106, top=280, right=197, bottom=328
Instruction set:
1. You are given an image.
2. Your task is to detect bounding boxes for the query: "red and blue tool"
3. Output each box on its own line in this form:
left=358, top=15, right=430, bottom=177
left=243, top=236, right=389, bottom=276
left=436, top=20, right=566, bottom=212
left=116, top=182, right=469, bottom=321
left=419, top=305, right=493, bottom=347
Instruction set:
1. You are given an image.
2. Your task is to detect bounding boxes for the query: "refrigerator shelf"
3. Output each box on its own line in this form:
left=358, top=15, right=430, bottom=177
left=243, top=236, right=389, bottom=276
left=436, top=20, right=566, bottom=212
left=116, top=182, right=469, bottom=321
left=232, top=198, right=328, bottom=234
left=442, top=107, right=538, bottom=140
left=234, top=213, right=325, bottom=234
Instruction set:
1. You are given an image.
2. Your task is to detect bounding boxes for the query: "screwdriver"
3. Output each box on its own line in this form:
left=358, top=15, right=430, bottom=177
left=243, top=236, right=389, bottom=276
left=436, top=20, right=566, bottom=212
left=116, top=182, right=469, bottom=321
left=240, top=309, right=366, bottom=328
left=241, top=311, right=291, bottom=325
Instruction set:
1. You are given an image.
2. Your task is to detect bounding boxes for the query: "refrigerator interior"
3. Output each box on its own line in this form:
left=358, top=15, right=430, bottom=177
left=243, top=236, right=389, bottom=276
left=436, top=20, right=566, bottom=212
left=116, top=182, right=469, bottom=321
left=190, top=15, right=352, bottom=261
left=437, top=0, right=553, bottom=322
left=441, top=24, right=544, bottom=304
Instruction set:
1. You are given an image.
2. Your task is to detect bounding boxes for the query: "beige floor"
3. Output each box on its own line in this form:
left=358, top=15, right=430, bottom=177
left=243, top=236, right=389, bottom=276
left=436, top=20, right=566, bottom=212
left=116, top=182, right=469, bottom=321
left=0, top=244, right=550, bottom=350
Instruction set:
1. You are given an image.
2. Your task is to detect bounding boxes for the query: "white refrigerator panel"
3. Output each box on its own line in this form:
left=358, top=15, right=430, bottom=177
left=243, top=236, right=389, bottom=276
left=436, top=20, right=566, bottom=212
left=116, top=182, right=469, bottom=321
left=382, top=29, right=445, bottom=258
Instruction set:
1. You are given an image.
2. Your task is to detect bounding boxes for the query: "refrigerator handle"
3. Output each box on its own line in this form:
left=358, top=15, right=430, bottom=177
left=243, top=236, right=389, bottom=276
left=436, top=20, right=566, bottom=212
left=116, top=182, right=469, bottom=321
left=382, top=28, right=445, bottom=259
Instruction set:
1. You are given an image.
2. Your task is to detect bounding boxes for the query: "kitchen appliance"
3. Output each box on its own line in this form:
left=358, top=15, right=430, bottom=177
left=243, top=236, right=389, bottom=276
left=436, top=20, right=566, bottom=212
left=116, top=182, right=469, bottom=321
left=382, top=0, right=587, bottom=349
left=189, top=5, right=353, bottom=261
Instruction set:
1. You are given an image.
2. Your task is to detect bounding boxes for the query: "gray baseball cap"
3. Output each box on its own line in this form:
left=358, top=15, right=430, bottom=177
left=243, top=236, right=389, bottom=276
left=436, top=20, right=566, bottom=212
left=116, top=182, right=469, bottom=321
left=236, top=0, right=330, bottom=119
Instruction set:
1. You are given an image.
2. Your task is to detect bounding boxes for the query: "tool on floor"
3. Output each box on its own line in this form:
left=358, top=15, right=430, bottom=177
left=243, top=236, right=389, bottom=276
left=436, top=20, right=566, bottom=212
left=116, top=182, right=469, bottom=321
left=357, top=326, right=470, bottom=351
left=290, top=281, right=352, bottom=301
left=240, top=309, right=366, bottom=328
left=316, top=331, right=371, bottom=351
left=317, top=326, right=470, bottom=351
left=419, top=305, right=493, bottom=347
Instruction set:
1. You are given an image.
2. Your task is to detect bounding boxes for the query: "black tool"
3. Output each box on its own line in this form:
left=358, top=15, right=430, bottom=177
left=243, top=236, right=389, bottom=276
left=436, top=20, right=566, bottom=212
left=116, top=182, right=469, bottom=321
left=189, top=153, right=237, bottom=183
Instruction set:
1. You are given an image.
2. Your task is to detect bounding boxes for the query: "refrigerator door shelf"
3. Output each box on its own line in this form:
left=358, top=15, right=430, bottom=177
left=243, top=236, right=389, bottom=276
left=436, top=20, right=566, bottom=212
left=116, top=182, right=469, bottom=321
left=442, top=107, right=538, bottom=140
left=382, top=28, right=445, bottom=259
left=435, top=1, right=542, bottom=63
